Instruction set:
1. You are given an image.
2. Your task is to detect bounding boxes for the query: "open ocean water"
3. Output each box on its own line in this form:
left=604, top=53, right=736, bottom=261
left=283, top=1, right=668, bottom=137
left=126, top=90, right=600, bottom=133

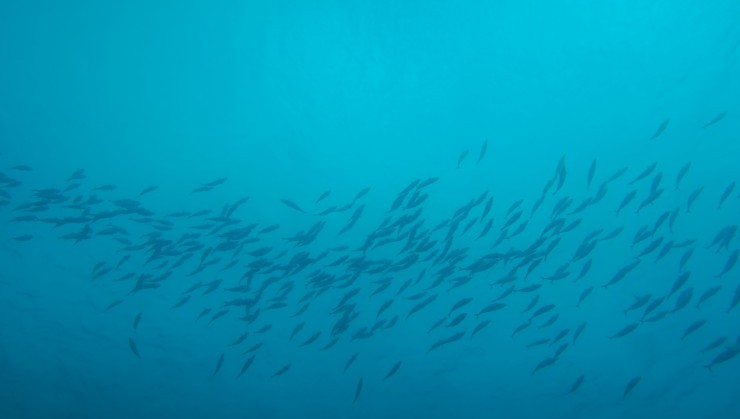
left=1, top=1, right=739, bottom=418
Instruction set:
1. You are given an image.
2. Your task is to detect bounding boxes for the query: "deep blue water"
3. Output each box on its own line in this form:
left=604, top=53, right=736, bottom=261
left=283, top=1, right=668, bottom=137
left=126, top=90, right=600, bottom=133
left=1, top=1, right=740, bottom=418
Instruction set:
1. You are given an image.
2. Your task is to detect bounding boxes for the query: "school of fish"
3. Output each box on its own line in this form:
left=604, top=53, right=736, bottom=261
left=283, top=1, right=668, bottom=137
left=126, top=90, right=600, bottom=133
left=1, top=112, right=739, bottom=405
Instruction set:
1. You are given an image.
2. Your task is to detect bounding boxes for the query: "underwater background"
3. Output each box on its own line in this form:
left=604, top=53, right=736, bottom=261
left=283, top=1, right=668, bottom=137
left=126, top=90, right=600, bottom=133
left=1, top=1, right=740, bottom=418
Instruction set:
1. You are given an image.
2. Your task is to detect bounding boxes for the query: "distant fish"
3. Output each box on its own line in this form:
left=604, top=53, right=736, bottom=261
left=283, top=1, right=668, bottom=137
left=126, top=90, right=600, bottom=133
left=237, top=354, right=256, bottom=378
left=717, top=181, right=735, bottom=210
left=353, top=378, right=363, bottom=403
left=133, top=312, right=143, bottom=331
left=128, top=337, right=140, bottom=359
left=716, top=249, right=738, bottom=278
left=271, top=364, right=291, bottom=378
left=93, top=184, right=117, bottom=191
left=280, top=198, right=306, bottom=213
left=702, top=111, right=727, bottom=129
left=566, top=374, right=585, bottom=395
left=649, top=118, right=669, bottom=140
left=704, top=346, right=740, bottom=371
left=9, top=165, right=32, bottom=171
left=587, top=159, right=597, bottom=190
left=139, top=185, right=159, bottom=196
left=610, top=323, right=640, bottom=339
left=457, top=150, right=469, bottom=168
left=622, top=376, right=641, bottom=398
left=382, top=361, right=402, bottom=381
left=478, top=140, right=488, bottom=163
left=675, top=162, right=691, bottom=191
left=316, top=190, right=331, bottom=203
left=212, top=353, right=224, bottom=376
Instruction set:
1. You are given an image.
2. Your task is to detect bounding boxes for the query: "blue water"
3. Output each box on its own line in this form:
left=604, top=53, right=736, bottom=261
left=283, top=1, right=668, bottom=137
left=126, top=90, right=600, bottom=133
left=1, top=1, right=739, bottom=418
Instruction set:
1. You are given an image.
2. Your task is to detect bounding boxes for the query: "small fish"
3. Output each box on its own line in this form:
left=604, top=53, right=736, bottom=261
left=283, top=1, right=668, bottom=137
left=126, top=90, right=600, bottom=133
left=622, top=376, right=641, bottom=398
left=316, top=190, right=331, bottom=203
left=139, top=185, right=159, bottom=196
left=344, top=352, right=359, bottom=372
left=133, top=312, right=143, bottom=331
left=532, top=356, right=558, bottom=374
left=717, top=182, right=735, bottom=210
left=280, top=198, right=305, bottom=213
left=470, top=320, right=491, bottom=338
left=457, top=150, right=469, bottom=168
left=702, top=111, right=727, bottom=129
left=382, top=361, right=402, bottom=381
left=104, top=299, right=124, bottom=312
left=610, top=323, right=639, bottom=339
left=716, top=249, right=738, bottom=278
left=236, top=354, right=256, bottom=378
left=353, top=378, right=363, bottom=403
left=271, top=364, right=291, bottom=378
left=566, top=374, right=585, bottom=395
left=587, top=159, right=597, bottom=190
left=128, top=337, right=140, bottom=359
left=478, top=140, right=488, bottom=163
left=681, top=320, right=706, bottom=340
left=9, top=165, right=32, bottom=171
left=649, top=118, right=669, bottom=140
left=212, top=353, right=224, bottom=376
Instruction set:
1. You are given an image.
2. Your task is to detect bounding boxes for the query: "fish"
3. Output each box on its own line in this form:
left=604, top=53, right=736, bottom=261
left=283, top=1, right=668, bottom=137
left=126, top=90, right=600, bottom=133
left=701, top=111, right=727, bottom=129
left=457, top=150, right=469, bottom=168
left=139, top=185, right=159, bottom=196
left=280, top=198, right=305, bottom=213
left=686, top=187, right=703, bottom=212
left=133, top=312, right=142, bottom=331
left=316, top=190, right=331, bottom=203
left=478, top=140, right=488, bottom=162
left=704, top=345, right=740, bottom=371
left=622, top=376, right=641, bottom=398
left=128, top=337, right=140, bottom=359
left=587, top=159, right=597, bottom=190
left=212, top=353, right=224, bottom=376
left=532, top=356, right=558, bottom=374
left=675, top=163, right=691, bottom=190
left=353, top=378, right=363, bottom=403
left=566, top=374, right=585, bottom=395
left=649, top=118, right=669, bottom=140
left=716, top=249, right=738, bottom=278
left=236, top=354, right=256, bottom=378
left=610, top=323, right=639, bottom=339
left=271, top=364, right=291, bottom=378
left=727, top=284, right=740, bottom=313
left=717, top=182, right=735, bottom=209
left=344, top=353, right=359, bottom=372
left=681, top=320, right=707, bottom=340
left=700, top=337, right=727, bottom=353
left=427, top=331, right=465, bottom=353
left=382, top=361, right=402, bottom=381
left=471, top=320, right=491, bottom=338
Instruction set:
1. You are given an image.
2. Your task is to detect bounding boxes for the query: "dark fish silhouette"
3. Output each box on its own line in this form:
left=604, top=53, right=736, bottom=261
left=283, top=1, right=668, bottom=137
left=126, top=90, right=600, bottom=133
left=701, top=111, right=727, bottom=129
left=622, top=376, right=641, bottom=398
left=382, top=361, right=402, bottom=381
left=457, top=150, right=469, bottom=168
left=212, top=353, right=224, bottom=376
left=353, top=378, right=363, bottom=403
left=280, top=198, right=306, bottom=213
left=271, top=364, right=291, bottom=378
left=128, top=337, right=140, bottom=359
left=649, top=118, right=669, bottom=140
left=478, top=140, right=488, bottom=163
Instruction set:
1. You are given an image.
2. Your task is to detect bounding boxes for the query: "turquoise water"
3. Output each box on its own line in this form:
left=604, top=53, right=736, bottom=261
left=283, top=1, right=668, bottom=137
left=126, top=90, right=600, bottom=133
left=1, top=1, right=740, bottom=418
